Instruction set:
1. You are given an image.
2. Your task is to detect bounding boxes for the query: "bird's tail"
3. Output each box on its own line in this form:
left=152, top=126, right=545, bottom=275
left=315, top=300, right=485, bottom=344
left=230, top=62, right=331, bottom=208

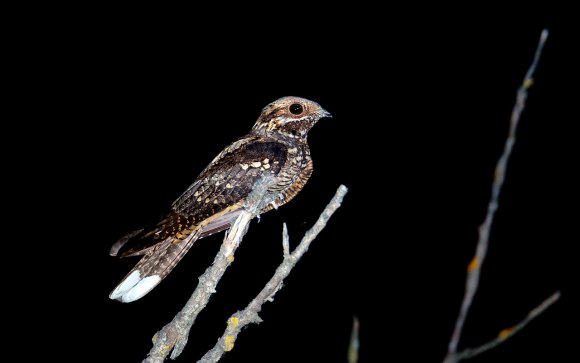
left=109, top=230, right=200, bottom=303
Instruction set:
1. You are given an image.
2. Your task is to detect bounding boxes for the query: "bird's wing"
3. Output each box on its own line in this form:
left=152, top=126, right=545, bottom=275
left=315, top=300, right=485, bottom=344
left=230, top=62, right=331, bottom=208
left=109, top=137, right=288, bottom=302
left=111, top=137, right=287, bottom=258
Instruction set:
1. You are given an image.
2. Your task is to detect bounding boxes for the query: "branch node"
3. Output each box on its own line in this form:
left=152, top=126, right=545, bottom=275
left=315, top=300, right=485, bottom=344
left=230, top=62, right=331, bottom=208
left=252, top=314, right=263, bottom=324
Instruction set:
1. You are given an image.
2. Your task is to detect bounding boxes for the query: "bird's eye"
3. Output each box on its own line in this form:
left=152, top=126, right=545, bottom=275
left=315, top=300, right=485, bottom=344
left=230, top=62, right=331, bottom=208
left=289, top=103, right=304, bottom=115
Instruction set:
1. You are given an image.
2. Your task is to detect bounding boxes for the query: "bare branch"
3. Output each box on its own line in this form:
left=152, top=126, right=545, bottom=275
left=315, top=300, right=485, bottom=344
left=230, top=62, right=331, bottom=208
left=143, top=176, right=276, bottom=363
left=347, top=316, right=360, bottom=363
left=442, top=29, right=556, bottom=363
left=457, top=291, right=560, bottom=360
left=198, top=185, right=348, bottom=363
left=282, top=222, right=290, bottom=258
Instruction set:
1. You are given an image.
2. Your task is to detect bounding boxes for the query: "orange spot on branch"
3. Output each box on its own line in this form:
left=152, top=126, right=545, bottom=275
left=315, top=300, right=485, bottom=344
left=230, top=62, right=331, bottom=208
left=498, top=327, right=514, bottom=340
left=467, top=257, right=480, bottom=272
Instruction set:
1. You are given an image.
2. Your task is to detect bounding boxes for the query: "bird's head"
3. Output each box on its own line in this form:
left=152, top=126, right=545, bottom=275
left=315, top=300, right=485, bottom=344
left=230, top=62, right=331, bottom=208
left=252, top=96, right=331, bottom=140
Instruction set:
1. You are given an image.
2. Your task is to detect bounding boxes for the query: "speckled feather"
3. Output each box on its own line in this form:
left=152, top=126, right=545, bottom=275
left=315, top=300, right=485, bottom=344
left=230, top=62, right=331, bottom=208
left=109, top=96, right=330, bottom=302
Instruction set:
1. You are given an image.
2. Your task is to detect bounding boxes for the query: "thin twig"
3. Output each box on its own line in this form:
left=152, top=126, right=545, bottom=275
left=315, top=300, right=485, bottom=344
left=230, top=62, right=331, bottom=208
left=143, top=176, right=276, bottom=363
left=347, top=316, right=360, bottom=363
left=198, top=185, right=348, bottom=363
left=282, top=222, right=290, bottom=258
left=457, top=291, right=560, bottom=360
left=442, top=29, right=553, bottom=363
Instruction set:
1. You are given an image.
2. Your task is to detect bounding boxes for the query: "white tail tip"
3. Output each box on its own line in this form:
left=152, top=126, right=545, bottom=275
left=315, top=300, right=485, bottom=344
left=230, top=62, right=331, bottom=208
left=110, top=271, right=161, bottom=303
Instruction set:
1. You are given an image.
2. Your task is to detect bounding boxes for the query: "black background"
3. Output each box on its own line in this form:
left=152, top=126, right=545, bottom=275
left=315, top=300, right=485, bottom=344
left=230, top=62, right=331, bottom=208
left=17, top=12, right=577, bottom=363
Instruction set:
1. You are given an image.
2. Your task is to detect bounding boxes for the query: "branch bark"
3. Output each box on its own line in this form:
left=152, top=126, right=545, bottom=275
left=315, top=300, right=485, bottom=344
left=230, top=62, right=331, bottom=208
left=198, top=185, right=348, bottom=363
left=143, top=176, right=277, bottom=362
left=442, top=29, right=559, bottom=363
left=347, top=316, right=360, bottom=363
left=456, top=291, right=560, bottom=361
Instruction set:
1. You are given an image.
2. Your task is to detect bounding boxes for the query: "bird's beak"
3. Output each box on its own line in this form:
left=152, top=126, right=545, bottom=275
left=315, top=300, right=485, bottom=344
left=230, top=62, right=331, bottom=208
left=319, top=109, right=332, bottom=119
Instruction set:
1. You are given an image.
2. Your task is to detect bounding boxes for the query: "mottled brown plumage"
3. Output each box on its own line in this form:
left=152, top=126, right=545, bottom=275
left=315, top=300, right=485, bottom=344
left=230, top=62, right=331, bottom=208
left=109, top=96, right=331, bottom=302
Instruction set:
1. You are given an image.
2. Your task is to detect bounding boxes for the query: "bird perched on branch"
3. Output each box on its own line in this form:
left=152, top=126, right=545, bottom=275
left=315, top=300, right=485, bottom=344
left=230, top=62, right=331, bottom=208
left=109, top=96, right=331, bottom=302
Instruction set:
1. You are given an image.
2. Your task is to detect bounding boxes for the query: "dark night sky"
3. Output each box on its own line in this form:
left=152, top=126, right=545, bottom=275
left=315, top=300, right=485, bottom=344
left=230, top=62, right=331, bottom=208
left=19, top=14, right=576, bottom=363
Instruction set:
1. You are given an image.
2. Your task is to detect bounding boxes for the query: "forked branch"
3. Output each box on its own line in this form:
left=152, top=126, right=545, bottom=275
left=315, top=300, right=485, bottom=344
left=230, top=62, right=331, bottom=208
left=442, top=29, right=559, bottom=363
left=143, top=180, right=347, bottom=362
left=143, top=176, right=277, bottom=362
left=198, top=185, right=348, bottom=362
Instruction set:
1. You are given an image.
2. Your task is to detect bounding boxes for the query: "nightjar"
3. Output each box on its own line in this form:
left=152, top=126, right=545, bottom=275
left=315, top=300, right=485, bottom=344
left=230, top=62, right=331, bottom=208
left=109, top=96, right=331, bottom=302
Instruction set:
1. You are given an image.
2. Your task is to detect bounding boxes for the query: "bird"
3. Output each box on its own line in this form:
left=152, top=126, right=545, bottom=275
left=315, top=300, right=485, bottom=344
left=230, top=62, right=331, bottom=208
left=109, top=96, right=331, bottom=302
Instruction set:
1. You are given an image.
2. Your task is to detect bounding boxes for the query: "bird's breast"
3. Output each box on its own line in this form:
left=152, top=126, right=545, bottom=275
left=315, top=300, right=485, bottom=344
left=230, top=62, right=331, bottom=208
left=267, top=144, right=313, bottom=207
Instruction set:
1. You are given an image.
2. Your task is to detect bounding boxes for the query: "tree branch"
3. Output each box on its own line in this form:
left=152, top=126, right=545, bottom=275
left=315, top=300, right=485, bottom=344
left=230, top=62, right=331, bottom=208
left=143, top=176, right=277, bottom=362
left=198, top=185, right=348, bottom=363
left=456, top=291, right=560, bottom=360
left=442, top=29, right=558, bottom=363
left=347, top=316, right=360, bottom=363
